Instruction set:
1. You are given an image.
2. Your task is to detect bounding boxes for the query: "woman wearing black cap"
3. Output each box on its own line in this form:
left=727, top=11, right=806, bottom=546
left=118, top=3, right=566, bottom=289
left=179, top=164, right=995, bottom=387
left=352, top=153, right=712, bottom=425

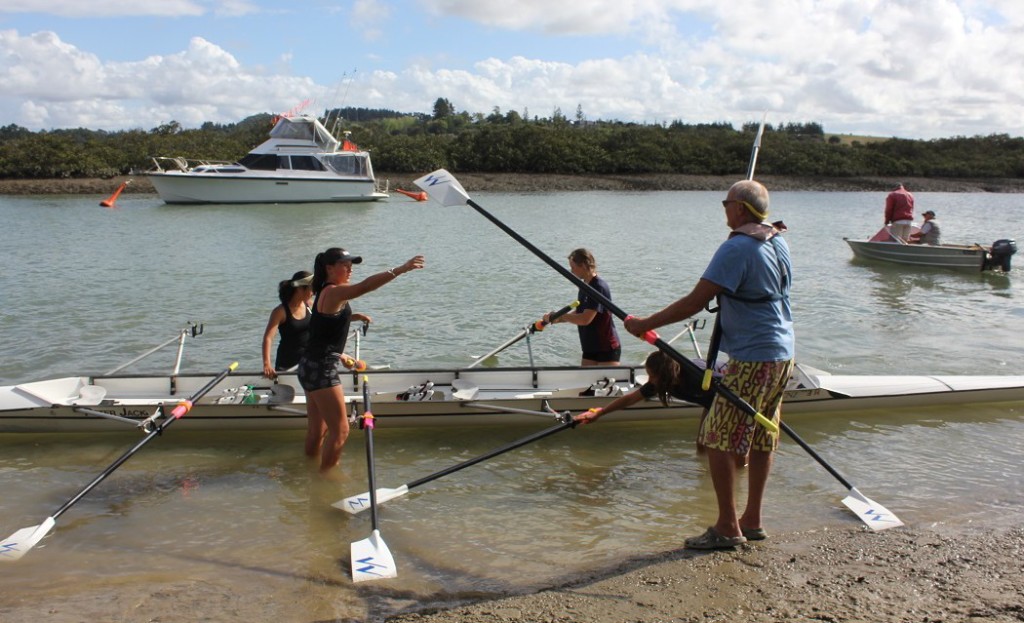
left=298, top=247, right=425, bottom=473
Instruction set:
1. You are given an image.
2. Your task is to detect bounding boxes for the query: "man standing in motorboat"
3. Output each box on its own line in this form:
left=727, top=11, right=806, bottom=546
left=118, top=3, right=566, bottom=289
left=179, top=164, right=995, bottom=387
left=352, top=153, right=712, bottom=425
left=885, top=183, right=915, bottom=242
left=909, top=210, right=941, bottom=245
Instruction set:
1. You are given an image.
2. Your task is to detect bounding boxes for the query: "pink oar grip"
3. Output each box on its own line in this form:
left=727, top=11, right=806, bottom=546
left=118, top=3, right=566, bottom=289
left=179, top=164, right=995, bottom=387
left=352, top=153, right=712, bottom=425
left=171, top=400, right=193, bottom=419
left=624, top=315, right=660, bottom=345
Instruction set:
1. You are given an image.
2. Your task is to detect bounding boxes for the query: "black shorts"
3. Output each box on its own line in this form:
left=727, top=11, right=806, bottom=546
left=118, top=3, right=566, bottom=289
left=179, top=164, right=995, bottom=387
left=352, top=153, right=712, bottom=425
left=582, top=347, right=621, bottom=363
left=297, top=355, right=344, bottom=392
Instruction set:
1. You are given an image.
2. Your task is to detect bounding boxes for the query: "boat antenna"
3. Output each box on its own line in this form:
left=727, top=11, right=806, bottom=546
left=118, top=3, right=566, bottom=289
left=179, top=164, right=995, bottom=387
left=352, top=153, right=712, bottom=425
left=330, top=69, right=357, bottom=138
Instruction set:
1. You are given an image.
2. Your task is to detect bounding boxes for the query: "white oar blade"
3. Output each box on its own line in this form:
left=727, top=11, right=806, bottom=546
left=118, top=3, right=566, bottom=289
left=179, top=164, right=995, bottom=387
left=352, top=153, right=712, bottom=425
left=842, top=489, right=904, bottom=531
left=351, top=529, right=397, bottom=582
left=412, top=169, right=470, bottom=206
left=332, top=485, right=410, bottom=515
left=1, top=517, right=56, bottom=561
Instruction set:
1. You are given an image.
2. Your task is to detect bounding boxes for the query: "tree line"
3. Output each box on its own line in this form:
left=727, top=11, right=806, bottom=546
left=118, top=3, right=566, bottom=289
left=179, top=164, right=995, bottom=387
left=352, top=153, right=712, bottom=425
left=1, top=99, right=1022, bottom=180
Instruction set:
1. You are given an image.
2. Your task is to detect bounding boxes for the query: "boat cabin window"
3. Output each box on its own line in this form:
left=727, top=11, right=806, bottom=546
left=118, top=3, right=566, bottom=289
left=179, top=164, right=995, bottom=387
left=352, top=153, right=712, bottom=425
left=238, top=153, right=279, bottom=171
left=289, top=155, right=326, bottom=171
left=323, top=154, right=369, bottom=176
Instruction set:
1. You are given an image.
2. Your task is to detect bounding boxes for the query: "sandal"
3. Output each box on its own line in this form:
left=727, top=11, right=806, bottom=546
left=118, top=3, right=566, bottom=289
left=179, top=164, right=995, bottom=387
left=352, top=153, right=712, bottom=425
left=684, top=526, right=747, bottom=550
left=742, top=527, right=768, bottom=541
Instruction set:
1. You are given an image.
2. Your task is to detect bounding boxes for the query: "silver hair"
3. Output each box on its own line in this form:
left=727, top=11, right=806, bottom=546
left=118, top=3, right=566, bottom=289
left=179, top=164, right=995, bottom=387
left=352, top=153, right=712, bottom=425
left=729, top=179, right=770, bottom=220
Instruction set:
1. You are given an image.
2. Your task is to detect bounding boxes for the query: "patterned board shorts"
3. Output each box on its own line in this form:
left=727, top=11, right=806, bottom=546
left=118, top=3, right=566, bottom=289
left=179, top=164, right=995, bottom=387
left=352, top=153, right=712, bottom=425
left=698, top=359, right=794, bottom=455
left=297, top=355, right=344, bottom=393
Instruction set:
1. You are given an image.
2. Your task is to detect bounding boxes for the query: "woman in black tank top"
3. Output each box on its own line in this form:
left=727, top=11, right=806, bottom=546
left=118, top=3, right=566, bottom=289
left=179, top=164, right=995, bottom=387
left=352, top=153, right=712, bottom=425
left=298, top=247, right=426, bottom=473
left=261, top=271, right=314, bottom=379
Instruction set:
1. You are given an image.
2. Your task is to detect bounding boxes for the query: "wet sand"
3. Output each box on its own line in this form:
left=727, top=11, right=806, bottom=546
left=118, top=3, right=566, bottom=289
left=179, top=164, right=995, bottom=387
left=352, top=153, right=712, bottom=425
left=386, top=523, right=1024, bottom=623
left=3, top=173, right=1024, bottom=196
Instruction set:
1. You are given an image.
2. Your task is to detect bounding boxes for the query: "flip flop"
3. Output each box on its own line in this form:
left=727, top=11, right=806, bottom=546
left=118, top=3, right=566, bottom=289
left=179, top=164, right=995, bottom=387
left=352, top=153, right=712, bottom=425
left=684, top=526, right=747, bottom=550
left=742, top=527, right=768, bottom=541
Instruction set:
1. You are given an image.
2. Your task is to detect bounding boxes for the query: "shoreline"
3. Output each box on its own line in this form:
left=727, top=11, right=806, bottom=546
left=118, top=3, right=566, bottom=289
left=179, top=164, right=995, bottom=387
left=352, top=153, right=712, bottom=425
left=3, top=173, right=1024, bottom=196
left=384, top=522, right=1024, bottom=623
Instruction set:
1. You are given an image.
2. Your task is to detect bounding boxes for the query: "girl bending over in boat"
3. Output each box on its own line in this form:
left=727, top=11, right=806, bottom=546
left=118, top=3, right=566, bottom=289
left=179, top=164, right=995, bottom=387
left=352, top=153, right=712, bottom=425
left=298, top=247, right=425, bottom=473
left=574, top=351, right=716, bottom=424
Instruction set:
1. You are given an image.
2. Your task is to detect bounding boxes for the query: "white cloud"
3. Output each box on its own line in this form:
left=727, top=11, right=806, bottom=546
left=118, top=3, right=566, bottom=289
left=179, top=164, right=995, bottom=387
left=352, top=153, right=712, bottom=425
left=0, top=31, right=325, bottom=130
left=1, top=1, right=1024, bottom=137
left=0, top=0, right=208, bottom=18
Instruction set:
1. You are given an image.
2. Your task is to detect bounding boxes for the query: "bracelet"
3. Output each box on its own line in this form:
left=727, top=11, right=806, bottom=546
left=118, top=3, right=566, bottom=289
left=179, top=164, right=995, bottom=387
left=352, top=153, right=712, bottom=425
left=387, top=268, right=397, bottom=277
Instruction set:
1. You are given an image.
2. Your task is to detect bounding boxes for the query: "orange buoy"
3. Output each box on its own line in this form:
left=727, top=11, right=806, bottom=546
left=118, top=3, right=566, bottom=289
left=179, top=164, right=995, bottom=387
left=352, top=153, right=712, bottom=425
left=395, top=188, right=428, bottom=202
left=100, top=180, right=131, bottom=208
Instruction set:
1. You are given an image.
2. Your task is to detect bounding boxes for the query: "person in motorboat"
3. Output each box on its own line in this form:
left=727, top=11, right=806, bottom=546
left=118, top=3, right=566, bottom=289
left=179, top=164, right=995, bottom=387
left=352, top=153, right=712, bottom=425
left=297, top=248, right=425, bottom=473
left=909, top=210, right=941, bottom=245
left=543, top=248, right=621, bottom=366
left=884, top=182, right=915, bottom=242
left=623, top=180, right=794, bottom=550
left=261, top=271, right=313, bottom=379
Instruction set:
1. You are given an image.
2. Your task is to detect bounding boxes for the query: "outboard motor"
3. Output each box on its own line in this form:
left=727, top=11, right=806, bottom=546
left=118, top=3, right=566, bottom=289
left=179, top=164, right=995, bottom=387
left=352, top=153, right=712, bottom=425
left=983, top=239, right=1017, bottom=272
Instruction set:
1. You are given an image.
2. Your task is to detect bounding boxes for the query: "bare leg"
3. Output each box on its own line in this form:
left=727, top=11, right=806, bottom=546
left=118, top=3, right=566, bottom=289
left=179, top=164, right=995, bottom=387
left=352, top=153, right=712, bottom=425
left=304, top=390, right=327, bottom=457
left=319, top=385, right=350, bottom=472
left=581, top=358, right=619, bottom=367
left=706, top=448, right=742, bottom=538
left=739, top=449, right=773, bottom=531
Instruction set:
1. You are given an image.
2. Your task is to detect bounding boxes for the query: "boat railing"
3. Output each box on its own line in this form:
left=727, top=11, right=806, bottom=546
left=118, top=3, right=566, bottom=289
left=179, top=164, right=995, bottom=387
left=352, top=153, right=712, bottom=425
left=149, top=156, right=237, bottom=173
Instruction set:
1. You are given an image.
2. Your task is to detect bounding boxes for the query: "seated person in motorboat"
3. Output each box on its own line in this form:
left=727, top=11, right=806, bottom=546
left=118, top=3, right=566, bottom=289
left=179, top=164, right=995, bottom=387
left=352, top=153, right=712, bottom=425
left=909, top=210, right=941, bottom=245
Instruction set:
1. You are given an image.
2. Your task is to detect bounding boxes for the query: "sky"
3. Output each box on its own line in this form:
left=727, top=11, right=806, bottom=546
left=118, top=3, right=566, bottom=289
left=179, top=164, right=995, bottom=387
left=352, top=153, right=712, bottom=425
left=0, top=0, right=1022, bottom=139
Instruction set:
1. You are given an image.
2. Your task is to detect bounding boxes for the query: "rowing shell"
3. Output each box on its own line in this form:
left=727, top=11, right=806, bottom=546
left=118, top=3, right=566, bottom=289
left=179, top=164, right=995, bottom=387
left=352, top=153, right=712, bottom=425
left=1, top=363, right=1023, bottom=433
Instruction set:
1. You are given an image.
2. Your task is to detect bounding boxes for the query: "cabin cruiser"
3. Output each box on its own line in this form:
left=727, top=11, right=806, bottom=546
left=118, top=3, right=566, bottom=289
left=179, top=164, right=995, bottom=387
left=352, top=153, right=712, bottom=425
left=146, top=115, right=389, bottom=204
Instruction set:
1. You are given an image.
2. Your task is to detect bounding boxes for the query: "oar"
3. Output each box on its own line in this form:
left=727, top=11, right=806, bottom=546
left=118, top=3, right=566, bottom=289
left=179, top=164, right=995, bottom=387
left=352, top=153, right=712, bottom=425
left=413, top=170, right=904, bottom=531
left=350, top=376, right=397, bottom=582
left=335, top=414, right=576, bottom=514
left=415, top=170, right=777, bottom=434
left=0, top=362, right=239, bottom=561
left=467, top=300, right=579, bottom=368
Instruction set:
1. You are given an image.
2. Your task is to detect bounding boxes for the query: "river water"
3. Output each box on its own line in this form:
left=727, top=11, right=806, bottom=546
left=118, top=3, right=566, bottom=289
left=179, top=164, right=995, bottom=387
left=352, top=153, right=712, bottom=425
left=0, top=189, right=1022, bottom=622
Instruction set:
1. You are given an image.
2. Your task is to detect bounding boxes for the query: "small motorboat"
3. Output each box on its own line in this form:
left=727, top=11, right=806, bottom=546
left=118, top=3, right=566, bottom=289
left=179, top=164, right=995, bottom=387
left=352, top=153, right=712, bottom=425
left=146, top=115, right=389, bottom=204
left=845, top=227, right=1016, bottom=272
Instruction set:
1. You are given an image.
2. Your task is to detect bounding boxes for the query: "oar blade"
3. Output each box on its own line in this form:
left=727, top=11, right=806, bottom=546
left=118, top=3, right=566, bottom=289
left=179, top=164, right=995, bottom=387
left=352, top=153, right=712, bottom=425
left=412, top=169, right=470, bottom=206
left=351, top=529, right=397, bottom=582
left=1, top=517, right=56, bottom=562
left=332, top=485, right=410, bottom=515
left=842, top=488, right=904, bottom=531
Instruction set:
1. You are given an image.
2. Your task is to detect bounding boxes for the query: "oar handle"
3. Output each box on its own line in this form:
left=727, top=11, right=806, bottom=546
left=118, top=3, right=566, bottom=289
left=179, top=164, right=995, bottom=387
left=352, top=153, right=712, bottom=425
left=532, top=300, right=579, bottom=333
left=464, top=197, right=777, bottom=434
left=623, top=315, right=660, bottom=344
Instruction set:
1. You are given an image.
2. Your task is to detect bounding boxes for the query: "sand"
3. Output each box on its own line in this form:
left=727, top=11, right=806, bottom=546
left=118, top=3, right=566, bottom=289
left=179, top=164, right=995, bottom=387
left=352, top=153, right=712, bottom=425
left=385, top=523, right=1024, bottom=622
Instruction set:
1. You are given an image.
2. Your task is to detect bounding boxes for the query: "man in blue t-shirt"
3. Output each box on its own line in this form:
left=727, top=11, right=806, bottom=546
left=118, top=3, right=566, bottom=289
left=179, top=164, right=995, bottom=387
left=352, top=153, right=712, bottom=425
left=624, top=179, right=794, bottom=551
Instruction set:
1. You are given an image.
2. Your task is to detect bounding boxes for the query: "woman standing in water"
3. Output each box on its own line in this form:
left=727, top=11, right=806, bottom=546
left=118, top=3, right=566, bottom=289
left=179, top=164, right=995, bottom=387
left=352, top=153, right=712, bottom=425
left=298, top=247, right=425, bottom=472
left=261, top=271, right=314, bottom=379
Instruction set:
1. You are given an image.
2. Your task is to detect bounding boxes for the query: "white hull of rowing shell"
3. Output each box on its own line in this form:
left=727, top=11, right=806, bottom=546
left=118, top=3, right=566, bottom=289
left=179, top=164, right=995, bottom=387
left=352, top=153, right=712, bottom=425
left=2, top=365, right=1023, bottom=433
